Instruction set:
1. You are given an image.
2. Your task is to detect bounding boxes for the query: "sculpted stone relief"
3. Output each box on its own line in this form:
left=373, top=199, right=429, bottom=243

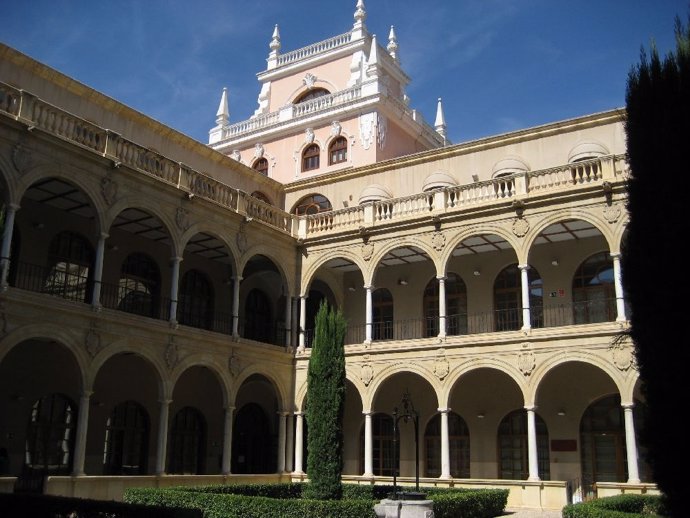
left=101, top=177, right=118, bottom=206
left=12, top=142, right=34, bottom=174
left=512, top=217, right=530, bottom=238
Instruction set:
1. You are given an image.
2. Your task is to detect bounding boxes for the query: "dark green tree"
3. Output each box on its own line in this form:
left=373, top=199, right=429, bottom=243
left=623, top=14, right=689, bottom=518
left=304, top=301, right=347, bottom=500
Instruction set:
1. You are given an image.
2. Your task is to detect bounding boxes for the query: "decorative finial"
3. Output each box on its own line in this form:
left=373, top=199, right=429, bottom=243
left=352, top=0, right=367, bottom=38
left=368, top=34, right=379, bottom=66
left=216, top=87, right=229, bottom=125
left=434, top=97, right=448, bottom=144
left=270, top=24, right=281, bottom=52
left=387, top=25, right=399, bottom=63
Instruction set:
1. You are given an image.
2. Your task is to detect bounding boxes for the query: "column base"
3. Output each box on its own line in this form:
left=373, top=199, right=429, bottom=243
left=527, top=476, right=541, bottom=482
left=438, top=474, right=452, bottom=480
left=627, top=478, right=641, bottom=484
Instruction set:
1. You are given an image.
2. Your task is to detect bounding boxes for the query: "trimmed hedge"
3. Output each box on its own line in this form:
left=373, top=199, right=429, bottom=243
left=124, top=483, right=508, bottom=518
left=0, top=492, right=201, bottom=518
left=562, top=494, right=669, bottom=518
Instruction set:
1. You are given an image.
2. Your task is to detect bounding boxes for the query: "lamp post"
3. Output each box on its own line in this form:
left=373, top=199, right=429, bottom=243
left=392, top=389, right=420, bottom=499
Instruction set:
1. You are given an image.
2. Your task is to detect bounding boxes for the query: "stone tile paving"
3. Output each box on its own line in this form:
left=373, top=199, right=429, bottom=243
left=497, top=509, right=563, bottom=518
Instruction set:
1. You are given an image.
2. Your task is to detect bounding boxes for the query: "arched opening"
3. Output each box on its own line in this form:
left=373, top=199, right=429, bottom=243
left=178, top=269, right=213, bottom=330
left=328, top=136, right=348, bottom=165
left=293, top=194, right=332, bottom=215
left=243, top=288, right=272, bottom=343
left=241, top=255, right=286, bottom=345
left=295, top=88, right=330, bottom=104
left=424, top=273, right=467, bottom=337
left=116, top=253, right=161, bottom=318
left=359, top=413, right=397, bottom=476
left=25, top=393, right=76, bottom=475
left=103, top=400, right=149, bottom=475
left=304, top=279, right=337, bottom=347
left=424, top=411, right=470, bottom=478
left=301, top=144, right=320, bottom=172
left=573, top=252, right=616, bottom=324
left=493, top=264, right=542, bottom=331
left=497, top=409, right=550, bottom=480
left=372, top=288, right=394, bottom=340
left=168, top=406, right=206, bottom=475
left=43, top=231, right=94, bottom=303
left=252, top=158, right=268, bottom=176
left=251, top=191, right=273, bottom=205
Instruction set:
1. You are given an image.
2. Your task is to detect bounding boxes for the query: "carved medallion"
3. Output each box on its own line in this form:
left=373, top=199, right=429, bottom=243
left=305, top=128, right=315, bottom=144
left=165, top=336, right=179, bottom=370
left=254, top=143, right=264, bottom=159
left=12, top=143, right=34, bottom=174
left=303, top=73, right=317, bottom=88
left=236, top=229, right=248, bottom=253
left=512, top=217, right=530, bottom=238
left=331, top=121, right=342, bottom=137
left=361, top=242, right=374, bottom=261
left=361, top=363, right=374, bottom=386
left=611, top=343, right=635, bottom=371
left=101, top=177, right=118, bottom=206
left=175, top=207, right=191, bottom=231
left=603, top=204, right=622, bottom=224
left=228, top=351, right=240, bottom=377
left=85, top=328, right=101, bottom=358
left=518, top=350, right=536, bottom=376
left=433, top=354, right=449, bottom=380
left=431, top=231, right=446, bottom=251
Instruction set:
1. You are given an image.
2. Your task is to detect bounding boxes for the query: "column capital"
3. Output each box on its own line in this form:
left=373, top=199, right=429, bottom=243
left=170, top=256, right=183, bottom=264
left=436, top=275, right=447, bottom=282
left=362, top=410, right=374, bottom=416
left=295, top=411, right=304, bottom=417
left=98, top=231, right=110, bottom=240
left=363, top=284, right=375, bottom=291
left=8, top=203, right=21, bottom=211
left=518, top=263, right=530, bottom=271
left=277, top=411, right=289, bottom=417
left=621, top=402, right=635, bottom=410
left=610, top=251, right=621, bottom=259
left=300, top=294, right=308, bottom=300
left=158, top=398, right=173, bottom=406
left=524, top=404, right=537, bottom=412
left=232, top=275, right=243, bottom=282
left=224, top=405, right=236, bottom=412
left=80, top=390, right=94, bottom=399
left=437, top=407, right=451, bottom=414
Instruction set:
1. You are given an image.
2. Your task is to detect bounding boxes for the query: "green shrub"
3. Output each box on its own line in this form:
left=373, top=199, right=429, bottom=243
left=562, top=494, right=668, bottom=518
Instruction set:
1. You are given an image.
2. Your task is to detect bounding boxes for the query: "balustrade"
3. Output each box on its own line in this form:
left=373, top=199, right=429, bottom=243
left=276, top=32, right=352, bottom=67
left=0, top=83, right=20, bottom=116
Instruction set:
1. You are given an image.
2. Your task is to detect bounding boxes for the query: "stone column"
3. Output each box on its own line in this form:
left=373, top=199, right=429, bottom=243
left=221, top=405, right=235, bottom=475
left=611, top=253, right=627, bottom=321
left=169, top=257, right=182, bottom=324
left=0, top=203, right=19, bottom=288
left=363, top=410, right=374, bottom=477
left=72, top=391, right=92, bottom=476
left=298, top=295, right=307, bottom=352
left=91, top=232, right=108, bottom=307
left=526, top=405, right=540, bottom=481
left=439, top=408, right=451, bottom=479
left=364, top=285, right=373, bottom=344
left=622, top=403, right=641, bottom=483
left=438, top=276, right=447, bottom=338
left=277, top=412, right=287, bottom=473
left=232, top=275, right=242, bottom=337
left=285, top=413, right=294, bottom=472
left=155, top=399, right=171, bottom=475
left=291, top=297, right=299, bottom=350
left=519, top=264, right=531, bottom=331
left=284, top=295, right=292, bottom=348
left=294, top=412, right=304, bottom=474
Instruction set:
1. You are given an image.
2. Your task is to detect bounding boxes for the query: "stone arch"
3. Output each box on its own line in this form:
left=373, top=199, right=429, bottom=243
left=104, top=198, right=179, bottom=256
left=231, top=366, right=288, bottom=412
left=170, top=356, right=232, bottom=408
left=179, top=223, right=240, bottom=274
left=0, top=323, right=89, bottom=390
left=365, top=363, right=440, bottom=411
left=302, top=249, right=369, bottom=297
left=237, top=245, right=294, bottom=296
left=287, top=81, right=335, bottom=105
left=370, top=237, right=442, bottom=280
left=441, top=224, right=522, bottom=269
left=0, top=152, right=19, bottom=205
left=343, top=368, right=369, bottom=411
left=527, top=351, right=625, bottom=406
left=444, top=359, right=528, bottom=408
left=619, top=368, right=642, bottom=406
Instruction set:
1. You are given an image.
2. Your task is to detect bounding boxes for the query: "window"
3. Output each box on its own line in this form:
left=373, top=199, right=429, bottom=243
left=424, top=273, right=467, bottom=337
left=103, top=401, right=149, bottom=475
left=232, top=403, right=275, bottom=474
left=25, top=394, right=75, bottom=474
left=372, top=288, right=393, bottom=340
left=497, top=410, right=550, bottom=480
left=44, top=231, right=93, bottom=303
left=251, top=191, right=272, bottom=205
left=243, top=288, right=272, bottom=343
left=252, top=158, right=268, bottom=176
left=293, top=194, right=332, bottom=215
left=117, top=253, right=161, bottom=318
left=178, top=269, right=213, bottom=330
left=493, top=264, right=542, bottom=331
left=328, top=136, right=348, bottom=165
left=360, top=413, right=398, bottom=476
left=295, top=88, right=330, bottom=104
left=425, top=412, right=470, bottom=478
left=168, top=407, right=206, bottom=475
left=572, top=252, right=616, bottom=324
left=302, top=144, right=320, bottom=172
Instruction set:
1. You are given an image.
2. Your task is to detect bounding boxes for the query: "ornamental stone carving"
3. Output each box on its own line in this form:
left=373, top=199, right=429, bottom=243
left=433, top=350, right=449, bottom=380
left=512, top=217, right=530, bottom=238
left=517, top=350, right=536, bottom=376
left=101, top=177, right=118, bottom=206
left=361, top=363, right=374, bottom=386
left=603, top=204, right=622, bottom=224
left=431, top=231, right=446, bottom=251
left=84, top=328, right=101, bottom=358
left=175, top=207, right=191, bottom=231
left=303, top=73, right=317, bottom=88
left=236, top=229, right=248, bottom=253
left=331, top=121, right=342, bottom=137
left=12, top=143, right=34, bottom=174
left=228, top=350, right=241, bottom=377
left=305, top=128, right=315, bottom=144
left=361, top=242, right=374, bottom=261
left=230, top=150, right=241, bottom=162
left=254, top=143, right=265, bottom=159
left=377, top=114, right=387, bottom=150
left=360, top=113, right=376, bottom=150
left=611, top=342, right=636, bottom=371
left=165, top=336, right=179, bottom=370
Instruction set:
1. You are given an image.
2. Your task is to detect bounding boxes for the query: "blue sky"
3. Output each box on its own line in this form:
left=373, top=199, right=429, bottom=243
left=3, top=1, right=687, bottom=145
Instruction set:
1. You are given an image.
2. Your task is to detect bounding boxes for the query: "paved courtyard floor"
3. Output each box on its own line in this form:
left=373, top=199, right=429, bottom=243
left=498, top=509, right=563, bottom=518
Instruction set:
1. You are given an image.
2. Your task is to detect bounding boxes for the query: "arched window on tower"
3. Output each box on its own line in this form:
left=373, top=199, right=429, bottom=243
left=43, top=231, right=93, bottom=303
left=572, top=252, right=616, bottom=324
left=302, top=144, right=320, bottom=172
left=295, top=88, right=330, bottom=104
left=293, top=194, right=332, bottom=215
left=328, top=136, right=348, bottom=165
left=252, top=158, right=268, bottom=176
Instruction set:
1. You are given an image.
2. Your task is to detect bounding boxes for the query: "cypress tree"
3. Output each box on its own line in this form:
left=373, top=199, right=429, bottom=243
left=304, top=301, right=347, bottom=500
left=623, top=14, right=689, bottom=517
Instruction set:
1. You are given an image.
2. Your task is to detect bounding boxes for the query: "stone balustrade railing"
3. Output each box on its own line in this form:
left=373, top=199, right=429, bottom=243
left=276, top=32, right=352, bottom=67
left=0, top=82, right=625, bottom=242
left=222, top=111, right=280, bottom=140
left=293, top=85, right=362, bottom=118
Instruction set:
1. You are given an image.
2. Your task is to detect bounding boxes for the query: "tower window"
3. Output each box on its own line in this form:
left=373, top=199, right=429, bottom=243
left=302, top=144, right=320, bottom=172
